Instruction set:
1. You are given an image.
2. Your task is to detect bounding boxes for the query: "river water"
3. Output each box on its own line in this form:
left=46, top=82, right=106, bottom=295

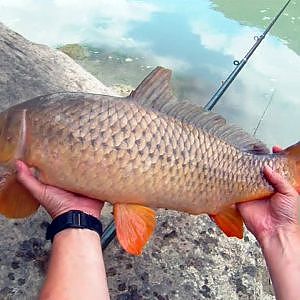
left=0, top=0, right=299, bottom=147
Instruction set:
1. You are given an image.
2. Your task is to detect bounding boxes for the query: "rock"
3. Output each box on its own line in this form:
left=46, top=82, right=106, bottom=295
left=58, top=43, right=90, bottom=60
left=110, top=83, right=134, bottom=96
left=0, top=23, right=274, bottom=299
left=105, top=210, right=274, bottom=300
left=0, top=22, right=115, bottom=111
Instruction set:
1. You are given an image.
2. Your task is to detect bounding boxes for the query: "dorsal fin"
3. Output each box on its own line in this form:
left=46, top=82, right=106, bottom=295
left=158, top=101, right=269, bottom=154
left=129, top=67, right=176, bottom=110
left=129, top=67, right=269, bottom=154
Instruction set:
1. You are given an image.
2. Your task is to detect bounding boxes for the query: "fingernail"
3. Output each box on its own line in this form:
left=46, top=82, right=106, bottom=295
left=264, top=165, right=273, bottom=174
left=15, top=160, right=22, bottom=170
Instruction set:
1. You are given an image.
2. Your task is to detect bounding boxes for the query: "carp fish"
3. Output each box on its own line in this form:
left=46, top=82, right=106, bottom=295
left=0, top=67, right=299, bottom=255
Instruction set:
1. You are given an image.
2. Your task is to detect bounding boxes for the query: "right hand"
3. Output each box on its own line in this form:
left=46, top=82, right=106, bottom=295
left=16, top=160, right=104, bottom=219
left=238, top=146, right=300, bottom=243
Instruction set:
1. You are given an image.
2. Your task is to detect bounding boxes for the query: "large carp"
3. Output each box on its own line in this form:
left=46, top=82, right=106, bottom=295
left=0, top=67, right=299, bottom=255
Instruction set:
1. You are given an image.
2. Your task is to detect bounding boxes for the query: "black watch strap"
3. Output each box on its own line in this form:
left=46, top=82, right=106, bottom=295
left=46, top=210, right=102, bottom=242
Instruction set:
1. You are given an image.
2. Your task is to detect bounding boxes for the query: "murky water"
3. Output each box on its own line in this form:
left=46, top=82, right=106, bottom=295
left=0, top=0, right=299, bottom=147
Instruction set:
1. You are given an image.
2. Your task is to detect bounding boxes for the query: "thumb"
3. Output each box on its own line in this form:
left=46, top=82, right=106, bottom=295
left=264, top=166, right=298, bottom=197
left=16, top=160, right=47, bottom=203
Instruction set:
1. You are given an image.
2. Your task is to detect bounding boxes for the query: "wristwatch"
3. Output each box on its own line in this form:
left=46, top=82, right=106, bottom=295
left=46, top=210, right=102, bottom=242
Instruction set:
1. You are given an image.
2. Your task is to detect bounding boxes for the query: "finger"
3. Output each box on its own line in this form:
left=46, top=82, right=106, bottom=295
left=16, top=160, right=47, bottom=202
left=264, top=166, right=298, bottom=197
left=272, top=145, right=283, bottom=153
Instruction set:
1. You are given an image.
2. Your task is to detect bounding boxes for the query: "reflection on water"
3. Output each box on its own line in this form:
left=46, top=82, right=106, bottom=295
left=0, top=0, right=299, bottom=147
left=213, top=0, right=300, bottom=54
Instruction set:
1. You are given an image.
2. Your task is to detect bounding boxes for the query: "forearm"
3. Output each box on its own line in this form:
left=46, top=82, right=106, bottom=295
left=260, top=228, right=300, bottom=300
left=39, top=229, right=109, bottom=300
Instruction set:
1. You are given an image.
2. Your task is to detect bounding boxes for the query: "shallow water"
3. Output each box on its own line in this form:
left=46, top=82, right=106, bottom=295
left=0, top=0, right=299, bottom=148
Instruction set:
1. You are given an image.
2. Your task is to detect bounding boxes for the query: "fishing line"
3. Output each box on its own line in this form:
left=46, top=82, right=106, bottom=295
left=253, top=90, right=275, bottom=136
left=101, top=0, right=292, bottom=250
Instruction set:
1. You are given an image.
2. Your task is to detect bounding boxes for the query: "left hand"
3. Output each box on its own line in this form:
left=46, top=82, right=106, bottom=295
left=16, top=160, right=104, bottom=219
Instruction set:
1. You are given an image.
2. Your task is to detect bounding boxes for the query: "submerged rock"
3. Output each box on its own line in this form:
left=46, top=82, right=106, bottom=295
left=110, top=83, right=134, bottom=96
left=58, top=43, right=90, bottom=60
left=0, top=23, right=274, bottom=299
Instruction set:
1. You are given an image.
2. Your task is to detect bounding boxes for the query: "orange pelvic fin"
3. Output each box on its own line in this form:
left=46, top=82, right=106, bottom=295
left=283, top=141, right=300, bottom=191
left=210, top=205, right=244, bottom=239
left=114, top=203, right=156, bottom=256
left=0, top=164, right=39, bottom=218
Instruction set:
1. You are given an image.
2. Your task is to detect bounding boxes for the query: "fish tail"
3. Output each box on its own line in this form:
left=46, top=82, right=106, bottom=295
left=284, top=141, right=300, bottom=191
left=0, top=163, right=39, bottom=218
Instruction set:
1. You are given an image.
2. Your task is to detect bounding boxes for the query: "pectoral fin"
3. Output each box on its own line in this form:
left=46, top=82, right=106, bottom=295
left=113, top=203, right=156, bottom=255
left=0, top=164, right=39, bottom=218
left=210, top=205, right=244, bottom=239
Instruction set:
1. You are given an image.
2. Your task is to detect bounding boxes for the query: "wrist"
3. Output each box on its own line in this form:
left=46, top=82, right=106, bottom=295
left=260, top=225, right=300, bottom=265
left=50, top=206, right=100, bottom=220
left=259, top=224, right=300, bottom=248
left=53, top=227, right=101, bottom=242
left=259, top=226, right=300, bottom=300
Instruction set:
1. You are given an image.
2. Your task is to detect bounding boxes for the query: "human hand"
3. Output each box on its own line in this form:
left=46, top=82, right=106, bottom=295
left=16, top=160, right=104, bottom=219
left=238, top=146, right=300, bottom=243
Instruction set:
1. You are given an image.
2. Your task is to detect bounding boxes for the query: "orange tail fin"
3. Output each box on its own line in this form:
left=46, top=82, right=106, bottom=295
left=284, top=141, right=300, bottom=192
left=0, top=163, right=39, bottom=218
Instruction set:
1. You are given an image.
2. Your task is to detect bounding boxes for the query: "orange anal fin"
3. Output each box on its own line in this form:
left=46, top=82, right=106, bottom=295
left=114, top=203, right=156, bottom=256
left=0, top=164, right=39, bottom=218
left=210, top=205, right=244, bottom=239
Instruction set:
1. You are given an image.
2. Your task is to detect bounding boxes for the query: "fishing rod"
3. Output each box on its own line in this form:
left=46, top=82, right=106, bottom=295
left=101, top=0, right=291, bottom=250
left=204, top=0, right=292, bottom=110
